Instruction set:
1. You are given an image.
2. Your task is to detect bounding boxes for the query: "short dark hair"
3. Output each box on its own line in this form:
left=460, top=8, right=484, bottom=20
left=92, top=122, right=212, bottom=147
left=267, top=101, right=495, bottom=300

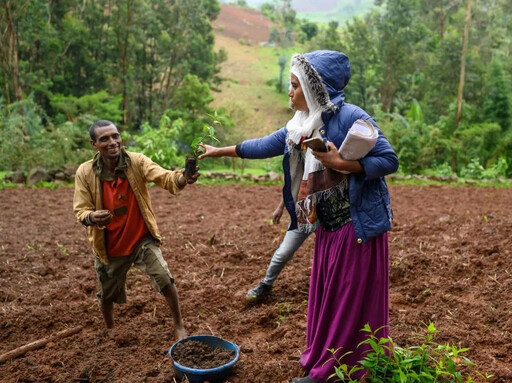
left=89, top=120, right=116, bottom=141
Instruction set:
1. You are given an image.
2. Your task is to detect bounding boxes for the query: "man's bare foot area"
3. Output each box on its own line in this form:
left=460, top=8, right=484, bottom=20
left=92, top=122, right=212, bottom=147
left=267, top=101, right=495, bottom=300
left=175, top=326, right=187, bottom=341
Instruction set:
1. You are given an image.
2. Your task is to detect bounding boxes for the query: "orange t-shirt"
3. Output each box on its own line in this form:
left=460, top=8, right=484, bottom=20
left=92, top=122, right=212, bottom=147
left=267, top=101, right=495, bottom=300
left=102, top=177, right=148, bottom=256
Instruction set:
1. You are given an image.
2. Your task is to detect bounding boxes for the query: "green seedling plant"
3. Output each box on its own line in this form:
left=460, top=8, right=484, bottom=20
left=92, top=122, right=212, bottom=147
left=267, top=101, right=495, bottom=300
left=185, top=117, right=221, bottom=179
left=275, top=301, right=293, bottom=327
left=190, top=117, right=221, bottom=158
left=326, top=322, right=492, bottom=383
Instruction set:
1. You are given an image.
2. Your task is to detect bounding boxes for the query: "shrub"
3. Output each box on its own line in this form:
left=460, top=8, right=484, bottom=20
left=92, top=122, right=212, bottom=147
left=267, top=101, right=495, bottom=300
left=326, top=322, right=492, bottom=382
left=0, top=95, right=93, bottom=171
left=125, top=117, right=183, bottom=170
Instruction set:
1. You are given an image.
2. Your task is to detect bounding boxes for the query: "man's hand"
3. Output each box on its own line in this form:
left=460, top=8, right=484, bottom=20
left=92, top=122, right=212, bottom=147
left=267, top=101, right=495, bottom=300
left=90, top=210, right=113, bottom=226
left=179, top=170, right=200, bottom=186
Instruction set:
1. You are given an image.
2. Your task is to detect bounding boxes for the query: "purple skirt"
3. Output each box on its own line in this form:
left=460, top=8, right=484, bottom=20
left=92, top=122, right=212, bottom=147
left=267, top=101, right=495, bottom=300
left=300, top=222, right=389, bottom=382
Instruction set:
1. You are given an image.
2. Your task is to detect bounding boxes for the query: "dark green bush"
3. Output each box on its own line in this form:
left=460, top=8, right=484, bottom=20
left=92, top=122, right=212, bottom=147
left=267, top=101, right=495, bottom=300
left=327, top=323, right=492, bottom=382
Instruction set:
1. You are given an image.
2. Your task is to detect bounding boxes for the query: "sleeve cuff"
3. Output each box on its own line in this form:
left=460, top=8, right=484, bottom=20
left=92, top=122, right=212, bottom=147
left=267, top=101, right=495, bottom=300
left=83, top=212, right=95, bottom=226
left=235, top=144, right=244, bottom=158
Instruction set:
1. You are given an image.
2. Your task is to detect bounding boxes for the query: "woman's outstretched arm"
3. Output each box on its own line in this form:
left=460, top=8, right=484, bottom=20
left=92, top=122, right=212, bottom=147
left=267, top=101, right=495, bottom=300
left=198, top=145, right=238, bottom=159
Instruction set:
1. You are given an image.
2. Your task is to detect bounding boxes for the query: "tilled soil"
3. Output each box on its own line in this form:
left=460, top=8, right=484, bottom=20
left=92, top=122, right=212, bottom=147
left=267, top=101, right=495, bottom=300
left=0, top=184, right=511, bottom=382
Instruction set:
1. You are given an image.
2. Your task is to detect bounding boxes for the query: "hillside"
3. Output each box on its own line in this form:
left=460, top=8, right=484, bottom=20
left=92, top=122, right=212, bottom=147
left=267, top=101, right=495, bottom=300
left=213, top=3, right=273, bottom=44
left=212, top=4, right=294, bottom=141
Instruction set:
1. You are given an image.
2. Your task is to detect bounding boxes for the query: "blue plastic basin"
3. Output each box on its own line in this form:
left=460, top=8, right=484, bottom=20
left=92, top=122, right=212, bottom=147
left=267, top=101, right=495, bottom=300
left=168, top=335, right=240, bottom=383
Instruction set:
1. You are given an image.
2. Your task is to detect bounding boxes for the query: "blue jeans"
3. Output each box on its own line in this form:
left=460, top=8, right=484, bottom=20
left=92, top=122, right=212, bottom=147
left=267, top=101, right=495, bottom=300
left=262, top=228, right=312, bottom=286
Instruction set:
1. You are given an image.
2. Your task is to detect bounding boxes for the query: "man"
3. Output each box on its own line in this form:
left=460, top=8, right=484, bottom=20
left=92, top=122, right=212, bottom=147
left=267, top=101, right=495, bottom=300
left=73, top=120, right=198, bottom=340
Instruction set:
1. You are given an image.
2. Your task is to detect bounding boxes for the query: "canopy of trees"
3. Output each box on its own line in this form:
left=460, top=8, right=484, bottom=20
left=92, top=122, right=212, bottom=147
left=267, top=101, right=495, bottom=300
left=299, top=0, right=512, bottom=176
left=0, top=0, right=230, bottom=171
left=1, top=0, right=511, bottom=179
left=0, top=0, right=224, bottom=128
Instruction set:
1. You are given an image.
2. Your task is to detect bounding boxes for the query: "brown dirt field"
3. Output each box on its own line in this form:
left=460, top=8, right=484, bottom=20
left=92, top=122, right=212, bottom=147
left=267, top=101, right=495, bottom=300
left=213, top=4, right=273, bottom=44
left=1, top=184, right=512, bottom=382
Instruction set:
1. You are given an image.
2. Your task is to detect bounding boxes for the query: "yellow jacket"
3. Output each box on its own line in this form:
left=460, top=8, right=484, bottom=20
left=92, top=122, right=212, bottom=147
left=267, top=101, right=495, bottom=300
left=73, top=150, right=185, bottom=264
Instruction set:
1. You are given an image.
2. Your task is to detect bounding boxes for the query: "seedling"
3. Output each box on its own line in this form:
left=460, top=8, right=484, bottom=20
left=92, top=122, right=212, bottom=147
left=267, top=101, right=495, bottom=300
left=185, top=119, right=220, bottom=179
left=325, top=322, right=492, bottom=382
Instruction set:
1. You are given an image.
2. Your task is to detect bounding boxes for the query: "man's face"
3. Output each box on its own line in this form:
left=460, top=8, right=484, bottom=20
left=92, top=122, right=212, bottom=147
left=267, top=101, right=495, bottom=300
left=91, top=124, right=122, bottom=160
left=288, top=73, right=308, bottom=112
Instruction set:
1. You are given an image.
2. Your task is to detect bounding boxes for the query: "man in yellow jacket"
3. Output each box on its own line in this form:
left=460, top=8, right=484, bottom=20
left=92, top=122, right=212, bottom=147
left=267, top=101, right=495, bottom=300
left=73, top=120, right=198, bottom=340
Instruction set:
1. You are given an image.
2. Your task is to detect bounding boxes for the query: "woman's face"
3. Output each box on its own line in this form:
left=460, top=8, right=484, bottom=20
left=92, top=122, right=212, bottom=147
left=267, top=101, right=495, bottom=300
left=288, top=73, right=308, bottom=112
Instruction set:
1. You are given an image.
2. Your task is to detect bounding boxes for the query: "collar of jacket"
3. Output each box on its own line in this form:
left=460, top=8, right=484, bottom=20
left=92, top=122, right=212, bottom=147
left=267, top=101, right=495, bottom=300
left=92, top=146, right=131, bottom=181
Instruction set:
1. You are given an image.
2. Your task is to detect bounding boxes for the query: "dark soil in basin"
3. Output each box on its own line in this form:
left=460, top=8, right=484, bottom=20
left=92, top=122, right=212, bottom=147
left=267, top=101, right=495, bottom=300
left=172, top=340, right=236, bottom=369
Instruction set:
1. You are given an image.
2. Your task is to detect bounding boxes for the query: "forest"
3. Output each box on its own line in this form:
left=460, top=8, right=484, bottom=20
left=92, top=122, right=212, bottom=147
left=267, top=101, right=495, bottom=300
left=0, top=0, right=511, bottom=179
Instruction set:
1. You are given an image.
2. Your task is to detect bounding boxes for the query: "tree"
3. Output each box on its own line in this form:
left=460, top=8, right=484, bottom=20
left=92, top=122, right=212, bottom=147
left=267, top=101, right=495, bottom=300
left=0, top=1, right=25, bottom=104
left=452, top=0, right=473, bottom=171
left=374, top=0, right=426, bottom=113
left=306, top=21, right=342, bottom=53
left=260, top=0, right=296, bottom=46
left=299, top=21, right=318, bottom=42
left=482, top=57, right=511, bottom=131
left=341, top=15, right=380, bottom=111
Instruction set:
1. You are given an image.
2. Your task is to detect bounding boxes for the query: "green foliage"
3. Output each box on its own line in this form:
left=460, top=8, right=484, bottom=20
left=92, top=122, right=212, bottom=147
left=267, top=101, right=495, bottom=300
left=0, top=95, right=92, bottom=171
left=307, top=21, right=342, bottom=51
left=50, top=91, right=123, bottom=124
left=190, top=119, right=221, bottom=157
left=452, top=122, right=501, bottom=172
left=380, top=97, right=508, bottom=178
left=421, top=163, right=455, bottom=178
left=163, top=74, right=234, bottom=159
left=231, top=0, right=250, bottom=7
left=261, top=0, right=296, bottom=47
left=165, top=74, right=215, bottom=149
left=327, top=323, right=492, bottom=382
left=338, top=15, right=380, bottom=112
left=0, top=173, right=16, bottom=190
left=125, top=118, right=183, bottom=170
left=482, top=57, right=511, bottom=131
left=378, top=106, right=437, bottom=174
left=460, top=157, right=509, bottom=180
left=126, top=109, right=232, bottom=171
left=1, top=0, right=222, bottom=128
left=2, top=0, right=512, bottom=179
left=269, top=26, right=281, bottom=44
left=31, top=181, right=65, bottom=191
left=298, top=21, right=319, bottom=43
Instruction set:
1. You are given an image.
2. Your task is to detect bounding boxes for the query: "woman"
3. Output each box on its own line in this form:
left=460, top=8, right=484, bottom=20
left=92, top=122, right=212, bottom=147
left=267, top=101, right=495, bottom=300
left=199, top=50, right=398, bottom=382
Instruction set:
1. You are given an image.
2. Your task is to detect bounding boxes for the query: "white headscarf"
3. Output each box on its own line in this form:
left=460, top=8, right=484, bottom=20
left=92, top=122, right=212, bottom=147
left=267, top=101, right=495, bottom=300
left=285, top=64, right=325, bottom=145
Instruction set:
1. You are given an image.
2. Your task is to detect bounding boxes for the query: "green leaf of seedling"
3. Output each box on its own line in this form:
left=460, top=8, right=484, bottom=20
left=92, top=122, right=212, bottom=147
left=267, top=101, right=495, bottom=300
left=191, top=137, right=203, bottom=148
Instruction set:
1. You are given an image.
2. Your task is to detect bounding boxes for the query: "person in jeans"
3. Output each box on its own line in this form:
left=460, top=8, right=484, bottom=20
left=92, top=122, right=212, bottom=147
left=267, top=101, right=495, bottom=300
left=246, top=200, right=312, bottom=302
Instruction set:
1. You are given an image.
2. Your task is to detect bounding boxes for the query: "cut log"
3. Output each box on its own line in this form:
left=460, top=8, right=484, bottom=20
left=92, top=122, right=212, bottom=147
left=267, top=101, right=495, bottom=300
left=0, top=325, right=83, bottom=364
